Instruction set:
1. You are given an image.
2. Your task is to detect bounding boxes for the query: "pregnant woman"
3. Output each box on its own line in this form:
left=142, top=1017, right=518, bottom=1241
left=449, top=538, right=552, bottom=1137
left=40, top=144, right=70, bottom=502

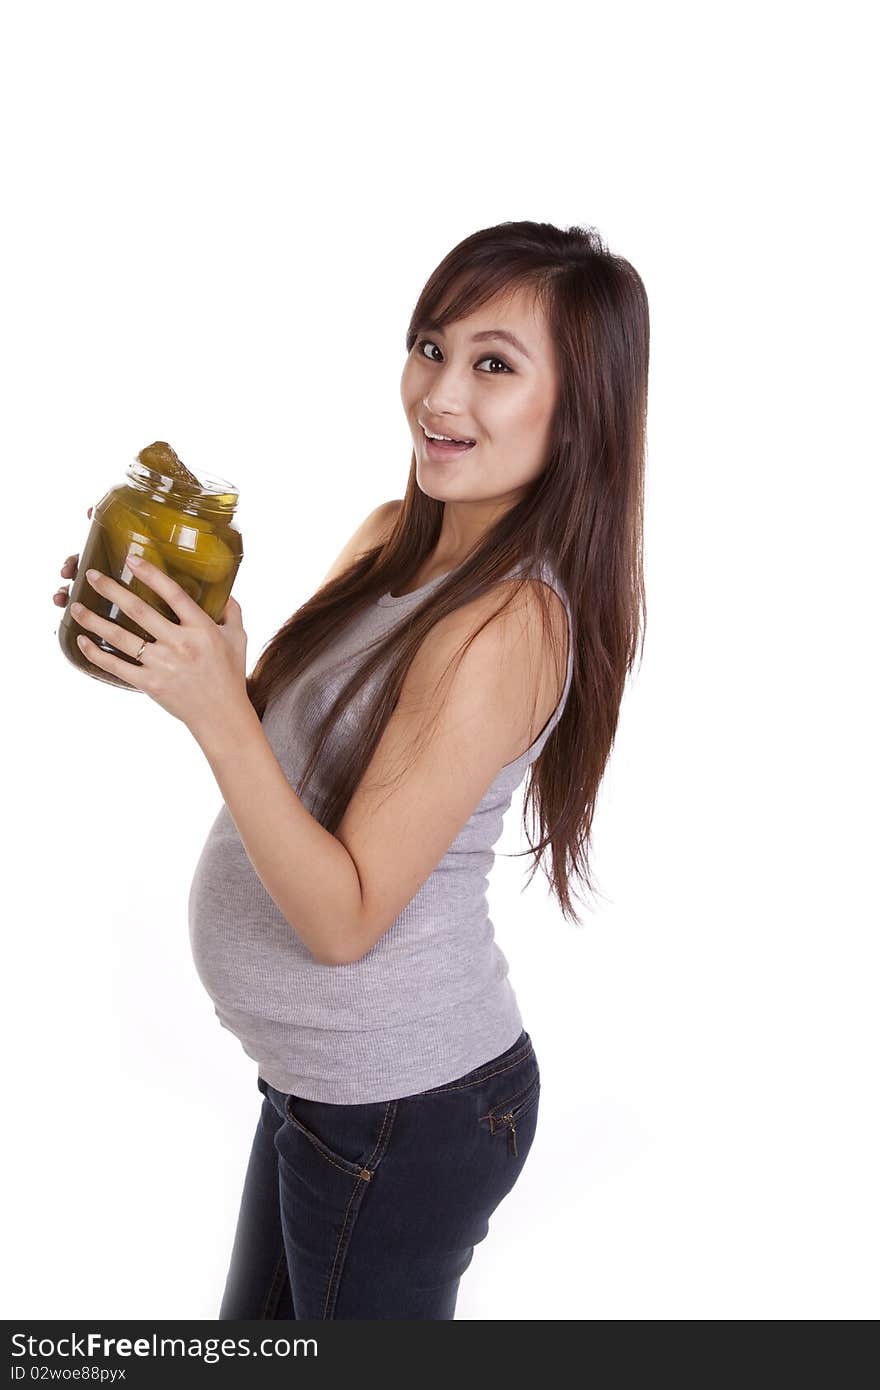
left=53, top=219, right=649, bottom=1320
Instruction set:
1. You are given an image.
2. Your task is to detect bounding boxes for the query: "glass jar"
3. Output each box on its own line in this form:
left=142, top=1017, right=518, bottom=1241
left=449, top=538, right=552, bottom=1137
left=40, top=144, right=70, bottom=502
left=57, top=443, right=243, bottom=691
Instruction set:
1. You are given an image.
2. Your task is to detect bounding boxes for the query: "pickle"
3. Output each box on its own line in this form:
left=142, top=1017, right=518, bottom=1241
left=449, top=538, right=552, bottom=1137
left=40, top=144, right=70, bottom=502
left=95, top=497, right=178, bottom=622
left=131, top=580, right=178, bottom=624
left=61, top=443, right=241, bottom=690
left=137, top=440, right=202, bottom=492
left=100, top=496, right=165, bottom=572
left=148, top=504, right=235, bottom=583
left=199, top=577, right=235, bottom=622
left=172, top=571, right=202, bottom=602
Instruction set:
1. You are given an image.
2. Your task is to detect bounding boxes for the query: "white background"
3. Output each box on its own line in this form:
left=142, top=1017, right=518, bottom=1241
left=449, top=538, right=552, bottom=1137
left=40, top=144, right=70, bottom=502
left=3, top=0, right=877, bottom=1321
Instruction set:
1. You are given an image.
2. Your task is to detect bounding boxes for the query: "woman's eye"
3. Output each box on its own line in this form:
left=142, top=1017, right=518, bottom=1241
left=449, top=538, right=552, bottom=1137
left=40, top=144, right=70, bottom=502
left=415, top=337, right=511, bottom=373
left=477, top=355, right=512, bottom=374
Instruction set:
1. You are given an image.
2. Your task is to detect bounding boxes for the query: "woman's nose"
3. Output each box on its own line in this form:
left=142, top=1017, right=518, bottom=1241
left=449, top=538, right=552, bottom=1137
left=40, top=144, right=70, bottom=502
left=422, top=388, right=468, bottom=415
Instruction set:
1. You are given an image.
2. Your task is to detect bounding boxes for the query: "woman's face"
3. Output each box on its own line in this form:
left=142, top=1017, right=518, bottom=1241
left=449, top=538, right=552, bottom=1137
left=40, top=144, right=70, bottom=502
left=400, top=284, right=559, bottom=509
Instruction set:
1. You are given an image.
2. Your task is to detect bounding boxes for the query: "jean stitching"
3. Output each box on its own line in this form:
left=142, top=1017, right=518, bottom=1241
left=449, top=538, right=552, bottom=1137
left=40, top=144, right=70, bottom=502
left=284, top=1093, right=398, bottom=1178
left=361, top=1100, right=397, bottom=1171
left=481, top=1074, right=541, bottom=1133
left=322, top=1174, right=369, bottom=1319
left=416, top=1040, right=535, bottom=1097
left=478, top=1072, right=541, bottom=1124
left=260, top=1247, right=289, bottom=1319
left=321, top=1102, right=397, bottom=1317
left=284, top=1096, right=365, bottom=1177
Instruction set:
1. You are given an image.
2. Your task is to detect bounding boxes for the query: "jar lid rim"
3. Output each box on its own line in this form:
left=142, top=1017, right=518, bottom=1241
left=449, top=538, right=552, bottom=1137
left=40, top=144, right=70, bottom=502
left=126, top=459, right=239, bottom=500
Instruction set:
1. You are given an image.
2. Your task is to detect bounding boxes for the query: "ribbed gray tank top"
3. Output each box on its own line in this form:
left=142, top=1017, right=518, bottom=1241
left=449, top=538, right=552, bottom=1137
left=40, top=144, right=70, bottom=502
left=187, top=556, right=574, bottom=1102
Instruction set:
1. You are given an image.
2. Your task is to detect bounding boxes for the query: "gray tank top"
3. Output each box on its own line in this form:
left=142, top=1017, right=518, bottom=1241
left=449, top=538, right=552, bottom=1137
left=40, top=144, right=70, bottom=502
left=188, top=556, right=574, bottom=1102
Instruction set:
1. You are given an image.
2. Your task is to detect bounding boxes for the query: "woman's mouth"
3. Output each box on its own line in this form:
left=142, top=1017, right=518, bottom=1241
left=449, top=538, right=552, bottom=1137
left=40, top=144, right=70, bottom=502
left=421, top=425, right=477, bottom=461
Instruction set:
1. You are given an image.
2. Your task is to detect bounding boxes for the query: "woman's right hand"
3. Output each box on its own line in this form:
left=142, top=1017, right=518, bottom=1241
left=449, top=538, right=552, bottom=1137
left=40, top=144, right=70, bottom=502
left=53, top=506, right=93, bottom=607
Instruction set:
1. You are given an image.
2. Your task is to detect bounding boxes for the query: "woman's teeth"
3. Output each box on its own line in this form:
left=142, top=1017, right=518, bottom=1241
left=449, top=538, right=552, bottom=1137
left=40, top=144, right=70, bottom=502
left=429, top=438, right=475, bottom=452
left=423, top=427, right=476, bottom=452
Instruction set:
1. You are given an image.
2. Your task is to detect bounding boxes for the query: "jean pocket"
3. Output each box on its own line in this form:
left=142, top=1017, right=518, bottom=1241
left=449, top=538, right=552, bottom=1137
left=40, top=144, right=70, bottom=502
left=283, top=1093, right=390, bottom=1180
left=478, top=1069, right=541, bottom=1158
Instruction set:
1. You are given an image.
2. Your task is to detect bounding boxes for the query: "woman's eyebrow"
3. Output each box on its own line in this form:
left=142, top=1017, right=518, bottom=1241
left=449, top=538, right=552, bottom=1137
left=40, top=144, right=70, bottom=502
left=471, top=329, right=532, bottom=361
left=423, top=323, right=533, bottom=361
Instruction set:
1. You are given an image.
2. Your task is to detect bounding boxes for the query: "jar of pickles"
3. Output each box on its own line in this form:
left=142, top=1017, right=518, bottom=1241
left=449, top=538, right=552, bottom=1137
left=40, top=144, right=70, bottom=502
left=58, top=441, right=243, bottom=691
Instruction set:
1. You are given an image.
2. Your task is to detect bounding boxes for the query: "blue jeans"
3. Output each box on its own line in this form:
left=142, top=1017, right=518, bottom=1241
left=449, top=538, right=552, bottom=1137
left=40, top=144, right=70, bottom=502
left=218, top=1028, right=541, bottom=1320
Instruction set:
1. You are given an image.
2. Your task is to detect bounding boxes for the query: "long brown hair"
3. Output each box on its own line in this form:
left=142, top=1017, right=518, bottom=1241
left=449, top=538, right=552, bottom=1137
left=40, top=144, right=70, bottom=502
left=246, top=220, right=649, bottom=926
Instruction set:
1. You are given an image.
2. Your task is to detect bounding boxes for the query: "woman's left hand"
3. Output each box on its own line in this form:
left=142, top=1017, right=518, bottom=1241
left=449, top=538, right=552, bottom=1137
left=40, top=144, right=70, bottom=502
left=72, top=555, right=249, bottom=736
